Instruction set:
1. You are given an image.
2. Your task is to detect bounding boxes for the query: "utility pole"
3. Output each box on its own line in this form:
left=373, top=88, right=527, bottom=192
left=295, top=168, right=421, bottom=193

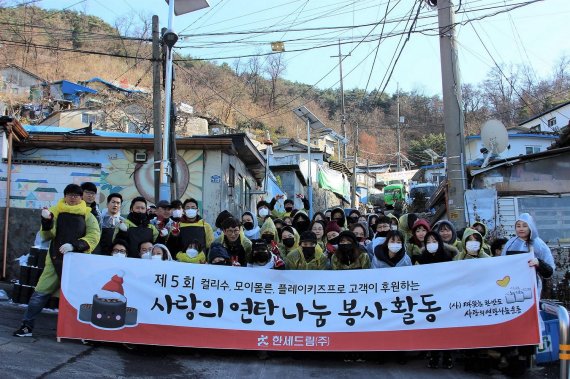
left=152, top=15, right=162, bottom=203
left=350, top=122, right=359, bottom=208
left=331, top=40, right=350, bottom=160
left=396, top=84, right=402, bottom=172
left=437, top=0, right=467, bottom=227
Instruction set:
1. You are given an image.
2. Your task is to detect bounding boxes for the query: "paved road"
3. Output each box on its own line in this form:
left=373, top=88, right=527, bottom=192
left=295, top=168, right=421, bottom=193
left=0, top=300, right=559, bottom=379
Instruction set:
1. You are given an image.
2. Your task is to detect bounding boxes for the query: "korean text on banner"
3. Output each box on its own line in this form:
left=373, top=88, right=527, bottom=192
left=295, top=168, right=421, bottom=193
left=58, top=253, right=540, bottom=351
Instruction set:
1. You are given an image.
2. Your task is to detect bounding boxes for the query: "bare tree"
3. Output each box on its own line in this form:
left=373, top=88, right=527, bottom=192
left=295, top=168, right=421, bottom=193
left=245, top=55, right=263, bottom=103
left=265, top=53, right=286, bottom=109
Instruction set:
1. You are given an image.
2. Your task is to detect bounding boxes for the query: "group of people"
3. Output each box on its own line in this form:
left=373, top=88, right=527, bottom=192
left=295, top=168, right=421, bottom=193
left=13, top=183, right=555, bottom=370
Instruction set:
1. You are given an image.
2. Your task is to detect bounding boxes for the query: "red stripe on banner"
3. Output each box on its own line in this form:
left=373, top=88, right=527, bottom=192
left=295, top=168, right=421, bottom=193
left=57, top=295, right=540, bottom=351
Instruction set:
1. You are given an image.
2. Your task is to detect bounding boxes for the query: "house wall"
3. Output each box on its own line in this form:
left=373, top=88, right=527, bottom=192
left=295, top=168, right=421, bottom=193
left=0, top=67, right=42, bottom=95
left=518, top=104, right=570, bottom=133
left=272, top=150, right=325, bottom=164
left=9, top=147, right=204, bottom=217
left=424, top=167, right=446, bottom=183
left=216, top=151, right=258, bottom=220
left=42, top=111, right=90, bottom=129
left=465, top=135, right=557, bottom=161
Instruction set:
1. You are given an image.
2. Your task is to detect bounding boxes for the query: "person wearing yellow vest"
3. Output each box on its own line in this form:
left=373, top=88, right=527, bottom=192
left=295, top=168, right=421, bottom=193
left=14, top=184, right=100, bottom=337
left=167, top=198, right=214, bottom=259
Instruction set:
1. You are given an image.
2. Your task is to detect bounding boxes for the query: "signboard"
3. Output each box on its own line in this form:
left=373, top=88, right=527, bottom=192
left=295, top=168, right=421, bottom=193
left=58, top=253, right=540, bottom=350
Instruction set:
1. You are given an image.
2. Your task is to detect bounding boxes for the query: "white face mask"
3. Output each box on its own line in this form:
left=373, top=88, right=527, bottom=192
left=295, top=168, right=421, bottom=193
left=466, top=240, right=481, bottom=253
left=185, top=209, right=198, bottom=218
left=258, top=208, right=269, bottom=217
left=141, top=252, right=152, bottom=259
left=426, top=242, right=439, bottom=254
left=388, top=243, right=402, bottom=253
left=171, top=209, right=183, bottom=218
left=112, top=252, right=126, bottom=258
left=186, top=248, right=199, bottom=258
left=391, top=225, right=398, bottom=231
left=151, top=254, right=163, bottom=260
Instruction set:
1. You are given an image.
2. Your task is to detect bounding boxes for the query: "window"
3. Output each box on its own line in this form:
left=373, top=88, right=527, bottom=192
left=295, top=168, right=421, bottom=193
left=228, top=165, right=235, bottom=188
left=525, top=146, right=540, bottom=155
left=547, top=117, right=556, bottom=127
left=529, top=124, right=540, bottom=132
left=81, top=113, right=97, bottom=125
left=235, top=174, right=243, bottom=204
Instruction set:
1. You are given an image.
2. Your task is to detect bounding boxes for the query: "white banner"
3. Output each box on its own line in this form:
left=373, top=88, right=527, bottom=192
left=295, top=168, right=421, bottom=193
left=58, top=253, right=540, bottom=350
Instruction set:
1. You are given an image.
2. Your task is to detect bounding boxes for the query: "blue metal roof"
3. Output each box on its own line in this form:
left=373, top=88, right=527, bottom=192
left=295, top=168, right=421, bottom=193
left=24, top=125, right=154, bottom=139
left=52, top=80, right=97, bottom=95
left=84, top=77, right=146, bottom=94
left=466, top=133, right=557, bottom=140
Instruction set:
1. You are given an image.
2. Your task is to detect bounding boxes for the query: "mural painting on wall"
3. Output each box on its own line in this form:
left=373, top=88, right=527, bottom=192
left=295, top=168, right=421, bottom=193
left=100, top=150, right=204, bottom=213
left=0, top=163, right=100, bottom=209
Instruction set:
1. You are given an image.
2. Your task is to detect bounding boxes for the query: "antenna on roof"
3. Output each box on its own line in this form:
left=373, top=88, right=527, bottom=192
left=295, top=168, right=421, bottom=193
left=480, top=119, right=508, bottom=168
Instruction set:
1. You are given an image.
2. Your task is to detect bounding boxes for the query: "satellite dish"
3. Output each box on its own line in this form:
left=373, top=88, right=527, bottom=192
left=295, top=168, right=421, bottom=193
left=480, top=119, right=508, bottom=167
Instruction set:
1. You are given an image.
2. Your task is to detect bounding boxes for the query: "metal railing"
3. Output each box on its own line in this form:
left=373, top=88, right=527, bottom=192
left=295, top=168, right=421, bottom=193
left=541, top=300, right=570, bottom=379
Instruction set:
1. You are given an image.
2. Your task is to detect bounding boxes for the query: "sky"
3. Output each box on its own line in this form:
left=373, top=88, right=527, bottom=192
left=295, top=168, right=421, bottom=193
left=32, top=0, right=570, bottom=97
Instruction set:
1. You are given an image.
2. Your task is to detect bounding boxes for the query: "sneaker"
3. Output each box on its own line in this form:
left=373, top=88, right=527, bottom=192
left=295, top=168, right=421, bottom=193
left=13, top=325, right=32, bottom=337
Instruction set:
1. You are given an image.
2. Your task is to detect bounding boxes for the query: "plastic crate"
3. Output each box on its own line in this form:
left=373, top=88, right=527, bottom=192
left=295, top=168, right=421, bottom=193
left=536, top=311, right=560, bottom=364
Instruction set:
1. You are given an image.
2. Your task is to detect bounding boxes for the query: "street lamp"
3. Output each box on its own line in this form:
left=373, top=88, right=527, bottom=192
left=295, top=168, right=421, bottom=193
left=293, top=106, right=325, bottom=219
left=160, top=0, right=210, bottom=201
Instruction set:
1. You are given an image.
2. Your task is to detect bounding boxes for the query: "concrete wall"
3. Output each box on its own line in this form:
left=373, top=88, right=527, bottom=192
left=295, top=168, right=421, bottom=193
left=465, top=134, right=557, bottom=161
left=519, top=104, right=570, bottom=133
left=0, top=207, right=40, bottom=280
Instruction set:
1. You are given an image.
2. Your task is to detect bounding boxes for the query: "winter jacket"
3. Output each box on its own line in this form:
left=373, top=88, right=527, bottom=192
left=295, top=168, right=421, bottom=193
left=168, top=215, right=214, bottom=256
left=278, top=227, right=300, bottom=258
left=455, top=228, right=491, bottom=260
left=331, top=250, right=371, bottom=270
left=214, top=234, right=253, bottom=266
left=114, top=216, right=159, bottom=258
left=36, top=199, right=100, bottom=295
left=285, top=247, right=328, bottom=270
left=372, top=244, right=412, bottom=268
left=472, top=221, right=492, bottom=255
left=501, top=213, right=555, bottom=296
left=433, top=220, right=463, bottom=254
left=417, top=232, right=458, bottom=264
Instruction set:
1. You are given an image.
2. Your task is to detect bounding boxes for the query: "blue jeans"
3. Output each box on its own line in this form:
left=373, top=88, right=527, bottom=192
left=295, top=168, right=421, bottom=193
left=22, top=291, right=51, bottom=329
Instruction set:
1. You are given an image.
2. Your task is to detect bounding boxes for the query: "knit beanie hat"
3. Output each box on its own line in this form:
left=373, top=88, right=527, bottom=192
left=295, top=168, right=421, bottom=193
left=325, top=220, right=341, bottom=234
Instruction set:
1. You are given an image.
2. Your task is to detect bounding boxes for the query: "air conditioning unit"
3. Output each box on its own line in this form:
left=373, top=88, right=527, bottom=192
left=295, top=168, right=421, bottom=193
left=134, top=151, right=147, bottom=162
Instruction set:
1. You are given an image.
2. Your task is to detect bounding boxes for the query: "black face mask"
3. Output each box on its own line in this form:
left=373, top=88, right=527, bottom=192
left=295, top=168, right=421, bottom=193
left=285, top=206, right=293, bottom=212
left=262, top=234, right=274, bottom=244
left=348, top=216, right=359, bottom=224
left=243, top=221, right=254, bottom=231
left=282, top=237, right=295, bottom=248
left=333, top=218, right=343, bottom=225
left=253, top=250, right=270, bottom=263
left=294, top=220, right=309, bottom=233
left=128, top=211, right=148, bottom=226
left=328, top=236, right=340, bottom=245
left=338, top=243, right=353, bottom=254
left=302, top=246, right=315, bottom=261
